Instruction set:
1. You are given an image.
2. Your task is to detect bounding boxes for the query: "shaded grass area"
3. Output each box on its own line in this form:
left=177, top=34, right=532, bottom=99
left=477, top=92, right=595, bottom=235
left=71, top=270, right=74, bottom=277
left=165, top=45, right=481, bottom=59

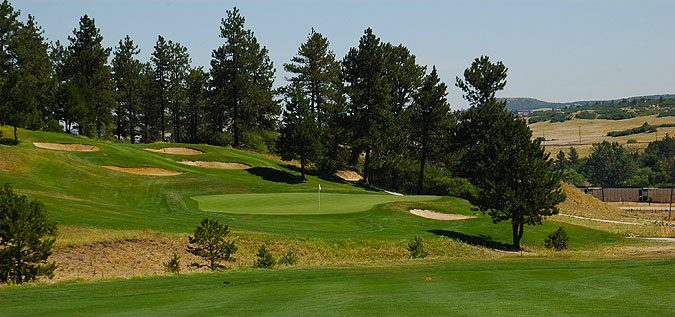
left=2, top=258, right=673, bottom=315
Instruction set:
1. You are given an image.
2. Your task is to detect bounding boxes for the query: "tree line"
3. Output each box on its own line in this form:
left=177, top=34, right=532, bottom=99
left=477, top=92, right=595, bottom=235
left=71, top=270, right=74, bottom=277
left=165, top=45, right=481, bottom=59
left=1, top=2, right=565, bottom=249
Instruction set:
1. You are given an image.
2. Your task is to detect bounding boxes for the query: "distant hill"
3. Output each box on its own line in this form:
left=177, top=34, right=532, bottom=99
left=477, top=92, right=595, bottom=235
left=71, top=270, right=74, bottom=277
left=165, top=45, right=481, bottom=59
left=502, top=94, right=675, bottom=111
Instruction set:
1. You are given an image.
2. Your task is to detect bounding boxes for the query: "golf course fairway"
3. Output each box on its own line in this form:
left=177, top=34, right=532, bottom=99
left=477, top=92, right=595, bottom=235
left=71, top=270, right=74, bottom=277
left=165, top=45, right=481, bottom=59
left=193, top=192, right=440, bottom=215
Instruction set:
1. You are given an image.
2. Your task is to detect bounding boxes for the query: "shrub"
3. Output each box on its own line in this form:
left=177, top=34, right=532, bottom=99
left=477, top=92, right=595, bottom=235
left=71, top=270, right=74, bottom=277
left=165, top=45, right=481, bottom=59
left=41, top=119, right=64, bottom=133
left=575, top=111, right=597, bottom=119
left=164, top=253, right=181, bottom=274
left=544, top=226, right=569, bottom=251
left=0, top=184, right=57, bottom=284
left=278, top=250, right=298, bottom=266
left=187, top=218, right=237, bottom=271
left=627, top=139, right=638, bottom=144
left=407, top=236, right=428, bottom=259
left=253, top=245, right=276, bottom=268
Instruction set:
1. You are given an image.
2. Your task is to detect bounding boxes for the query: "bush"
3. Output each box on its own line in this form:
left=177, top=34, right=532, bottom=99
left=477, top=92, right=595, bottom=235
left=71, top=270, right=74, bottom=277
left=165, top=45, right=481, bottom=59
left=627, top=139, right=638, bottom=144
left=575, top=111, right=597, bottom=119
left=252, top=245, right=276, bottom=268
left=544, top=226, right=569, bottom=251
left=278, top=250, right=298, bottom=266
left=41, top=119, right=64, bottom=133
left=164, top=253, right=181, bottom=274
left=242, top=129, right=278, bottom=153
left=0, top=184, right=57, bottom=284
left=407, top=236, right=428, bottom=259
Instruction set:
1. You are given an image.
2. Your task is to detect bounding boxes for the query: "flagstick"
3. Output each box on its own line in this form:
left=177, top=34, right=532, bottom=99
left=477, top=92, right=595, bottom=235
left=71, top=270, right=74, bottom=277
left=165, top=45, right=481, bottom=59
left=318, top=184, right=321, bottom=211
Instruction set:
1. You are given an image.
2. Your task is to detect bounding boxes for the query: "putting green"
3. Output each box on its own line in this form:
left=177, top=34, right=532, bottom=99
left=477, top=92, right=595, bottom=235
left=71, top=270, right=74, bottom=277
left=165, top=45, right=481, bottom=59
left=192, top=192, right=439, bottom=215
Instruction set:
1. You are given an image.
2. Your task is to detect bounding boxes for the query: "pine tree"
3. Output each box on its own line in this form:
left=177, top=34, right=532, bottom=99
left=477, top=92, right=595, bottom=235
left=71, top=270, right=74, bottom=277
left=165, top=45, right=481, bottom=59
left=277, top=84, right=321, bottom=181
left=210, top=7, right=278, bottom=148
left=187, top=218, right=237, bottom=271
left=342, top=28, right=390, bottom=184
left=151, top=35, right=170, bottom=140
left=112, top=35, right=141, bottom=143
left=63, top=15, right=114, bottom=137
left=568, top=147, right=579, bottom=165
left=138, top=62, right=160, bottom=142
left=184, top=67, right=208, bottom=143
left=586, top=141, right=637, bottom=200
left=410, top=67, right=451, bottom=194
left=168, top=40, right=190, bottom=143
left=0, top=184, right=57, bottom=284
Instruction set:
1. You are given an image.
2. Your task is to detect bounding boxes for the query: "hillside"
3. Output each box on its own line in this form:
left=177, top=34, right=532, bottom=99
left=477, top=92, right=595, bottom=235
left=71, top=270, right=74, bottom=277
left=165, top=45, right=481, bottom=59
left=503, top=94, right=675, bottom=111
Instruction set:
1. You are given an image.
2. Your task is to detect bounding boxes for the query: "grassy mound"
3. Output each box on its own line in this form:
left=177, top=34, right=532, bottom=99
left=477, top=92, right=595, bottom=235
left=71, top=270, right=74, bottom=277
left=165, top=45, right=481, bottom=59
left=558, top=183, right=625, bottom=220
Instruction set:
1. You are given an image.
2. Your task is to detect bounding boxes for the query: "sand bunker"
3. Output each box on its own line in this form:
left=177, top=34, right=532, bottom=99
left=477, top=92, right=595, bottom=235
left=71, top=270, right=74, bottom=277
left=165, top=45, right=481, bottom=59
left=178, top=160, right=250, bottom=169
left=102, top=165, right=183, bottom=176
left=409, top=209, right=476, bottom=220
left=34, top=142, right=99, bottom=152
left=336, top=170, right=363, bottom=182
left=144, top=147, right=204, bottom=155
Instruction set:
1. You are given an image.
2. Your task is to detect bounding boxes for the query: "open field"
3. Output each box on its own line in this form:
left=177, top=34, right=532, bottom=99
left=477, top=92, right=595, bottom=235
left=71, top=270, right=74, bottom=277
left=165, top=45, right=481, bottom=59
left=2, top=258, right=673, bottom=315
left=529, top=114, right=675, bottom=156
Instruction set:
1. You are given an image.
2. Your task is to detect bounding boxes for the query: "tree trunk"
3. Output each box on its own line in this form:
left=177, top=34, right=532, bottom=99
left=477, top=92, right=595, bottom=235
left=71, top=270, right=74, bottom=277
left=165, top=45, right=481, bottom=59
left=13, top=125, right=18, bottom=144
left=300, top=156, right=306, bottom=182
left=418, top=148, right=427, bottom=195
left=392, top=170, right=399, bottom=191
left=364, top=148, right=371, bottom=185
left=512, top=221, right=521, bottom=250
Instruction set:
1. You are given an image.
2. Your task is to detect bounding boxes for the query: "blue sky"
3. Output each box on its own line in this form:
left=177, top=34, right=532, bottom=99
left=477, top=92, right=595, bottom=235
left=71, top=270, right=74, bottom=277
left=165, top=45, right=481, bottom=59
left=12, top=0, right=675, bottom=109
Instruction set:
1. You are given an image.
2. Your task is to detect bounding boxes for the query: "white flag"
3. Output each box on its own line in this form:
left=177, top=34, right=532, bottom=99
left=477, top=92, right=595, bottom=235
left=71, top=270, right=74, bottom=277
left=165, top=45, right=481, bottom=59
left=319, top=184, right=321, bottom=191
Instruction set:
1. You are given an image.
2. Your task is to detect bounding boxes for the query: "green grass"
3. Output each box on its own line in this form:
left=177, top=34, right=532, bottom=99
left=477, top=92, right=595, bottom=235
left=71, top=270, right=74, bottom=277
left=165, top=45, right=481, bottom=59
left=2, top=258, right=672, bottom=315
left=194, top=192, right=439, bottom=215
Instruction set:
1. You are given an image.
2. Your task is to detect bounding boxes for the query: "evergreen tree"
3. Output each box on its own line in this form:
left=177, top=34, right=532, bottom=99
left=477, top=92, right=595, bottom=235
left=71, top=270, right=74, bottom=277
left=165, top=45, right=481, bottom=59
left=0, top=1, right=21, bottom=126
left=63, top=15, right=114, bottom=137
left=554, top=150, right=567, bottom=170
left=151, top=35, right=170, bottom=140
left=1, top=13, right=52, bottom=143
left=0, top=184, right=57, bottom=284
left=167, top=40, right=190, bottom=143
left=112, top=35, right=141, bottom=143
left=342, top=28, right=390, bottom=184
left=277, top=84, right=321, bottom=181
left=210, top=7, right=278, bottom=148
left=187, top=218, right=237, bottom=271
left=586, top=141, right=638, bottom=200
left=568, top=147, right=579, bottom=165
left=138, top=62, right=160, bottom=142
left=184, top=67, right=208, bottom=142
left=410, top=67, right=451, bottom=194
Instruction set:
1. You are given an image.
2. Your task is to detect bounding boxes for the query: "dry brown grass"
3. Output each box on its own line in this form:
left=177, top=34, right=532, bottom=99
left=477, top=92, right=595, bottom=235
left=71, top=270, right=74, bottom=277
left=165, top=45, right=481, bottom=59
left=529, top=114, right=675, bottom=157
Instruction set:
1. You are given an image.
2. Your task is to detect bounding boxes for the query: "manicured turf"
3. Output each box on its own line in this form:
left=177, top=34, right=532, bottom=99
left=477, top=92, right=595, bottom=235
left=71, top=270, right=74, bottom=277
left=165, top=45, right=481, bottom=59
left=2, top=258, right=673, bottom=315
left=194, top=192, right=439, bottom=215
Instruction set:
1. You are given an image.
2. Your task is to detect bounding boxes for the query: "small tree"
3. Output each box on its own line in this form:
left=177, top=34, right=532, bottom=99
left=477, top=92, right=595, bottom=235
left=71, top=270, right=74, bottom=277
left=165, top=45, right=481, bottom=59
left=163, top=252, right=181, bottom=274
left=544, top=227, right=569, bottom=251
left=407, top=236, right=428, bottom=259
left=0, top=183, right=57, bottom=284
left=278, top=250, right=298, bottom=266
left=187, top=218, right=237, bottom=271
left=568, top=147, right=579, bottom=165
left=252, top=245, right=276, bottom=268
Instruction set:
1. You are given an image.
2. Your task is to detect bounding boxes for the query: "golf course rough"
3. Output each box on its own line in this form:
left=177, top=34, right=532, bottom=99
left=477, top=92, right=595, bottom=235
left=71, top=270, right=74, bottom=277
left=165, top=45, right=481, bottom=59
left=193, top=192, right=440, bottom=215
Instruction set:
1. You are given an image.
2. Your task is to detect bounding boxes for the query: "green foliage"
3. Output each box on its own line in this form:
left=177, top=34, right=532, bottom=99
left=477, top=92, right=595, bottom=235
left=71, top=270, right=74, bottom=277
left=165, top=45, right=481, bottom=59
left=544, top=226, right=569, bottom=251
left=586, top=141, right=637, bottom=188
left=242, top=129, right=278, bottom=154
left=528, top=111, right=571, bottom=123
left=607, top=122, right=675, bottom=137
left=187, top=218, right=237, bottom=271
left=252, top=245, right=276, bottom=268
left=455, top=55, right=507, bottom=106
left=560, top=168, right=586, bottom=186
left=277, top=84, right=322, bottom=180
left=574, top=111, right=597, bottom=119
left=657, top=108, right=675, bottom=117
left=596, top=109, right=637, bottom=120
left=278, top=250, right=298, bottom=266
left=627, top=139, right=638, bottom=144
left=0, top=183, right=57, bottom=284
left=406, top=236, right=428, bottom=259
left=163, top=253, right=181, bottom=274
left=568, top=147, right=579, bottom=165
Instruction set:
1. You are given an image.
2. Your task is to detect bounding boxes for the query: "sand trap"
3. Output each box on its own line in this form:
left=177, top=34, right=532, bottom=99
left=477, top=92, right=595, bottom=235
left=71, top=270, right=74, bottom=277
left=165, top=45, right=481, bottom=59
left=336, top=170, right=363, bottom=182
left=409, top=209, right=476, bottom=220
left=144, top=147, right=204, bottom=155
left=102, top=165, right=183, bottom=176
left=34, top=142, right=99, bottom=152
left=178, top=160, right=250, bottom=169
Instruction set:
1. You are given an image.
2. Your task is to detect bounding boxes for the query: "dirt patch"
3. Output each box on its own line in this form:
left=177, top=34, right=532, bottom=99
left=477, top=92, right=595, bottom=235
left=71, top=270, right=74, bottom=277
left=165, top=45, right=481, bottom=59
left=33, top=142, right=99, bottom=152
left=410, top=209, right=476, bottom=220
left=144, top=147, right=204, bottom=155
left=102, top=165, right=183, bottom=176
left=178, top=160, right=250, bottom=169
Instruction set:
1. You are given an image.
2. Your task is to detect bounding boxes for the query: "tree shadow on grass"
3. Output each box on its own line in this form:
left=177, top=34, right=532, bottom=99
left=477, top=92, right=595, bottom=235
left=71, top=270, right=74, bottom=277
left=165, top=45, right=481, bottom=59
left=246, top=167, right=302, bottom=184
left=0, top=138, right=18, bottom=145
left=428, top=229, right=516, bottom=251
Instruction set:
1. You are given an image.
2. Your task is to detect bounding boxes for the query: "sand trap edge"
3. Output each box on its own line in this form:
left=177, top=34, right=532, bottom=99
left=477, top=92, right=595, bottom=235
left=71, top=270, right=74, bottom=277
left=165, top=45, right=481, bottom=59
left=178, top=160, right=251, bottom=169
left=143, top=147, right=204, bottom=155
left=409, top=209, right=476, bottom=221
left=101, top=165, right=184, bottom=176
left=33, top=142, right=100, bottom=152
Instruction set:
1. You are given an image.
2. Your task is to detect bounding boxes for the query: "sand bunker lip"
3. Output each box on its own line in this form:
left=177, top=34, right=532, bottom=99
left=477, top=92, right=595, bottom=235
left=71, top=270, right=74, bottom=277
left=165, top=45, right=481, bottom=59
left=409, top=209, right=476, bottom=220
left=178, top=160, right=250, bottom=169
left=335, top=170, right=363, bottom=182
left=33, top=142, right=100, bottom=152
left=144, top=147, right=204, bottom=155
left=101, top=165, right=183, bottom=176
